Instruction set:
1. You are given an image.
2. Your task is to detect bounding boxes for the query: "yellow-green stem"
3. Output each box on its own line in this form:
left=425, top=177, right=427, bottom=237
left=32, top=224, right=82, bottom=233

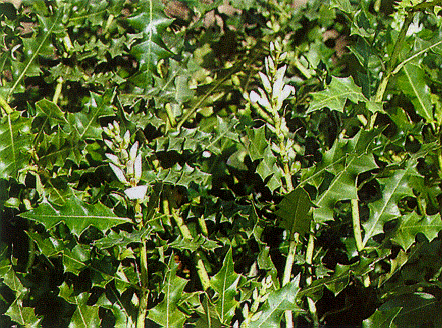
left=53, top=77, right=63, bottom=104
left=351, top=199, right=364, bottom=252
left=136, top=201, right=149, bottom=328
left=170, top=205, right=211, bottom=290
left=305, top=233, right=318, bottom=327
left=351, top=199, right=370, bottom=287
left=0, top=95, right=13, bottom=115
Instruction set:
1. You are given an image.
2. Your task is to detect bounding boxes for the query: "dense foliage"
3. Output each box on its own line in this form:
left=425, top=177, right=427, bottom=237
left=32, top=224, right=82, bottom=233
left=1, top=0, right=442, bottom=327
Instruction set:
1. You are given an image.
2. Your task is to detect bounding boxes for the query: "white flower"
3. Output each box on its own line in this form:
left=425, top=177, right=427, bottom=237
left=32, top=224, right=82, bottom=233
left=129, top=141, right=139, bottom=161
left=134, top=153, right=142, bottom=182
left=105, top=153, right=121, bottom=166
left=124, top=185, right=148, bottom=200
left=259, top=72, right=272, bottom=93
left=109, top=163, right=128, bottom=185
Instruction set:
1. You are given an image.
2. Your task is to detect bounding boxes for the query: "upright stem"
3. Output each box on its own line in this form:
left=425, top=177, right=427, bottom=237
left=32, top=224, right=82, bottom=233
left=136, top=201, right=149, bottom=328
left=351, top=199, right=370, bottom=287
left=168, top=198, right=211, bottom=290
left=351, top=199, right=364, bottom=252
left=369, top=11, right=414, bottom=130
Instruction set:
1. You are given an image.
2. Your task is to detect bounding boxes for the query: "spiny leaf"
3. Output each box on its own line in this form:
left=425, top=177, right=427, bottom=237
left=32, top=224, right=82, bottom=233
left=5, top=297, right=41, bottom=328
left=245, top=125, right=267, bottom=161
left=128, top=1, right=174, bottom=82
left=376, top=292, right=442, bottom=328
left=0, top=112, right=33, bottom=180
left=275, top=188, right=313, bottom=236
left=362, top=162, right=419, bottom=247
left=248, top=279, right=301, bottom=328
left=7, top=12, right=64, bottom=98
left=362, top=307, right=402, bottom=328
left=397, top=62, right=433, bottom=123
left=391, top=212, right=442, bottom=250
left=66, top=89, right=116, bottom=140
left=20, top=196, right=131, bottom=237
left=307, top=76, right=367, bottom=113
left=210, top=248, right=240, bottom=324
left=158, top=163, right=210, bottom=187
left=148, top=256, right=189, bottom=328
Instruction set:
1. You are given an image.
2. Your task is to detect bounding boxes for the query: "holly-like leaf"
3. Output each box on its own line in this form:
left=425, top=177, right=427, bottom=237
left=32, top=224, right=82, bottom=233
left=5, top=297, right=41, bottom=328
left=148, top=256, right=189, bottom=328
left=307, top=76, right=367, bottom=113
left=5, top=12, right=64, bottom=98
left=376, top=292, right=442, bottom=328
left=66, top=89, right=116, bottom=140
left=275, top=188, right=313, bottom=236
left=158, top=163, right=210, bottom=187
left=397, top=62, right=434, bottom=123
left=391, top=212, right=442, bottom=250
left=362, top=162, right=419, bottom=247
left=245, top=125, right=267, bottom=161
left=59, top=285, right=100, bottom=328
left=0, top=112, right=33, bottom=180
left=305, top=131, right=379, bottom=223
left=248, top=279, right=301, bottom=328
left=128, top=1, right=174, bottom=82
left=20, top=196, right=131, bottom=237
left=210, top=248, right=240, bottom=324
left=363, top=307, right=402, bottom=328
left=256, top=147, right=284, bottom=192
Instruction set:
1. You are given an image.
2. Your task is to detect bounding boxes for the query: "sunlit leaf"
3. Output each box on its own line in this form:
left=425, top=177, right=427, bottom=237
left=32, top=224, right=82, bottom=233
left=307, top=76, right=367, bottom=113
left=148, top=256, right=189, bottom=328
left=397, top=62, right=433, bottom=123
left=275, top=188, right=313, bottom=236
left=210, top=248, right=240, bottom=324
left=391, top=212, right=442, bottom=250
left=21, top=196, right=131, bottom=236
left=0, top=112, right=32, bottom=180
left=248, top=278, right=301, bottom=328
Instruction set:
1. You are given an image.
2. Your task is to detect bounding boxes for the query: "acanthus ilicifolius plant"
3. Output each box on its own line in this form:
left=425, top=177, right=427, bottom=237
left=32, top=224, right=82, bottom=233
left=248, top=40, right=317, bottom=328
left=103, top=121, right=149, bottom=328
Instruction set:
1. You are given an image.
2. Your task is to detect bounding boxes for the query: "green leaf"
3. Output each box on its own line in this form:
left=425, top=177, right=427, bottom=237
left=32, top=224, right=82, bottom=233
left=128, top=1, right=174, bottom=82
left=377, top=292, right=442, bottom=328
left=158, top=163, right=210, bottom=187
left=245, top=125, right=267, bottom=161
left=363, top=307, right=402, bottom=328
left=362, top=162, right=419, bottom=247
left=66, top=90, right=116, bottom=140
left=6, top=12, right=64, bottom=98
left=210, top=248, right=240, bottom=324
left=248, top=279, right=301, bottom=328
left=256, top=147, right=284, bottom=192
left=391, top=212, right=442, bottom=250
left=330, top=0, right=354, bottom=13
left=20, top=196, right=131, bottom=237
left=148, top=256, right=189, bottom=328
left=64, top=293, right=100, bottom=328
left=169, top=235, right=220, bottom=252
left=0, top=112, right=33, bottom=180
left=5, top=297, right=41, bottom=328
left=397, top=62, right=433, bottom=123
left=307, top=76, right=367, bottom=113
left=275, top=188, right=313, bottom=236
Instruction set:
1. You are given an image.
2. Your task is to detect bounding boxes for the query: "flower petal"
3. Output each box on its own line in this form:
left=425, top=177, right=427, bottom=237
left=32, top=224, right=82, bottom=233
left=124, top=185, right=148, bottom=200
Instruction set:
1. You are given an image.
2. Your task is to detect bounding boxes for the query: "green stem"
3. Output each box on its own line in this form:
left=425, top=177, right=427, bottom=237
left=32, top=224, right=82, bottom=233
left=305, top=233, right=318, bottom=327
left=374, top=11, right=415, bottom=104
left=169, top=201, right=211, bottom=290
left=351, top=199, right=364, bottom=252
left=52, top=77, right=63, bottom=104
left=351, top=199, right=370, bottom=287
left=136, top=201, right=149, bottom=328
left=0, top=95, right=13, bottom=115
